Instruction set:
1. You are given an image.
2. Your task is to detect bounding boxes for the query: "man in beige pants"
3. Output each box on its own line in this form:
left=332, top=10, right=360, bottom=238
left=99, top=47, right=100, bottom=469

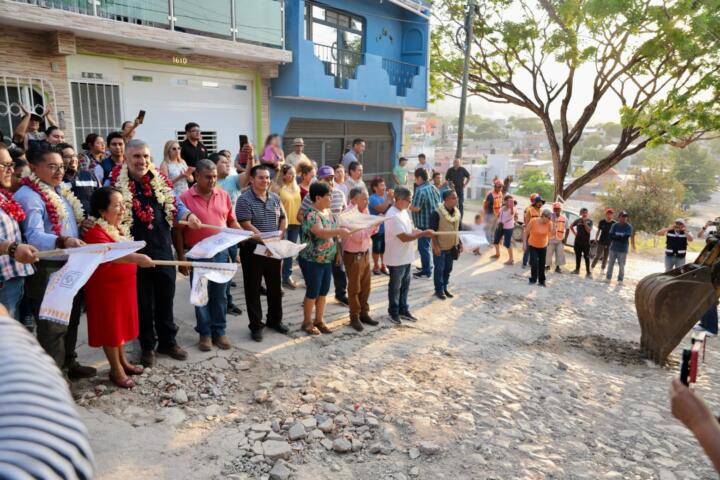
left=547, top=202, right=567, bottom=273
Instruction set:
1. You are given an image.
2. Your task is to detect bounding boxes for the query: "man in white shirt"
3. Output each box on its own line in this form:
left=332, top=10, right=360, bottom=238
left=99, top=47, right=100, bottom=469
left=383, top=186, right=433, bottom=325
left=285, top=138, right=311, bottom=168
left=416, top=153, right=433, bottom=175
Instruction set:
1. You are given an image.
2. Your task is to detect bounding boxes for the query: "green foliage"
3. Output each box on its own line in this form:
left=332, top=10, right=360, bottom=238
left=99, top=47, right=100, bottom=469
left=669, top=145, right=720, bottom=205
left=517, top=170, right=554, bottom=200
left=431, top=0, right=720, bottom=198
left=600, top=165, right=685, bottom=234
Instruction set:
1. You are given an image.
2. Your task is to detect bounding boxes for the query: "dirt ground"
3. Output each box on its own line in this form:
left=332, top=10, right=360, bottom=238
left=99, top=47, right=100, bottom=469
left=72, top=248, right=720, bottom=480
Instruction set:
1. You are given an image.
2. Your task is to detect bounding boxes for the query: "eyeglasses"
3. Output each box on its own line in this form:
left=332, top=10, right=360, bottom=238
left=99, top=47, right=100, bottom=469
left=44, top=164, right=66, bottom=173
left=0, top=163, right=14, bottom=171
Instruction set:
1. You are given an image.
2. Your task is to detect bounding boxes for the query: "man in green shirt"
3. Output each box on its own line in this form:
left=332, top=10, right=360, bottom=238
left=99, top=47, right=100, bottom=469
left=392, top=157, right=409, bottom=188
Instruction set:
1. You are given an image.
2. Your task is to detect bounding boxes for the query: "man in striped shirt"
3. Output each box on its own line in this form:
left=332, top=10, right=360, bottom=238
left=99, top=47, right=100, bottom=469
left=297, top=165, right=349, bottom=305
left=236, top=165, right=289, bottom=342
left=409, top=168, right=441, bottom=279
left=0, top=310, right=94, bottom=479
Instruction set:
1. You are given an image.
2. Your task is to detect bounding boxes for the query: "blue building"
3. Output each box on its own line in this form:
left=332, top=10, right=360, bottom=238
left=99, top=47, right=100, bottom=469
left=271, top=0, right=430, bottom=177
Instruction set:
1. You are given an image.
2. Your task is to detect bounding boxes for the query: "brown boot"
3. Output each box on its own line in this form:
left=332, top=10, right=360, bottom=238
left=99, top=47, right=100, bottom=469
left=349, top=316, right=364, bottom=332
left=198, top=336, right=212, bottom=352
left=213, top=335, right=232, bottom=350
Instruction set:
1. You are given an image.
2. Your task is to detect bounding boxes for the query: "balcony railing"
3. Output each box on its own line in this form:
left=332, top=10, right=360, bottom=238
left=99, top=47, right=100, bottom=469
left=381, top=58, right=420, bottom=97
left=312, top=43, right=365, bottom=90
left=16, top=0, right=285, bottom=48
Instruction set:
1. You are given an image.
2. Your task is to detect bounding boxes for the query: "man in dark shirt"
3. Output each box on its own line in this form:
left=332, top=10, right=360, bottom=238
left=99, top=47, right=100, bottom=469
left=235, top=165, right=289, bottom=342
left=117, top=139, right=201, bottom=367
left=592, top=207, right=616, bottom=271
left=180, top=122, right=208, bottom=169
left=445, top=158, right=471, bottom=220
left=59, top=143, right=100, bottom=214
left=570, top=207, right=593, bottom=277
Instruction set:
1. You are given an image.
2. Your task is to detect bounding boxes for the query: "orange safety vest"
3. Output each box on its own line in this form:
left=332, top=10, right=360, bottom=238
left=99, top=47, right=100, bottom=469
left=552, top=214, right=567, bottom=240
left=524, top=205, right=541, bottom=224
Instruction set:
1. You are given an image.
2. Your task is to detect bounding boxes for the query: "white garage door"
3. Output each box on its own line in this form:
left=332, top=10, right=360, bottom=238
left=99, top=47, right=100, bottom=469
left=122, top=68, right=254, bottom=162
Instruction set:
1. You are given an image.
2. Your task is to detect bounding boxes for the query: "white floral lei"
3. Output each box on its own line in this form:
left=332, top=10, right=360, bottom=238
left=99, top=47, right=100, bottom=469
left=114, top=164, right=176, bottom=233
left=95, top=217, right=131, bottom=241
left=27, top=172, right=85, bottom=225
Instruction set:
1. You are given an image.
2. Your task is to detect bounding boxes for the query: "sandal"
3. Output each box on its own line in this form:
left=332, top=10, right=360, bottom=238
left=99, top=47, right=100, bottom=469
left=109, top=372, right=135, bottom=389
left=303, top=325, right=321, bottom=336
left=315, top=323, right=332, bottom=334
left=123, top=364, right=144, bottom=376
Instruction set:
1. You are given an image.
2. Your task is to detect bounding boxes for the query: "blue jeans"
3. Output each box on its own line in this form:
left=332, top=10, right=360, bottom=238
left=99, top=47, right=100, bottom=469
left=457, top=190, right=465, bottom=222
left=299, top=258, right=332, bottom=299
left=606, top=250, right=627, bottom=281
left=417, top=236, right=432, bottom=276
left=282, top=225, right=301, bottom=282
left=0, top=277, right=25, bottom=322
left=388, top=264, right=411, bottom=316
left=192, top=249, right=229, bottom=337
left=701, top=304, right=718, bottom=334
left=433, top=250, right=454, bottom=293
left=522, top=247, right=530, bottom=267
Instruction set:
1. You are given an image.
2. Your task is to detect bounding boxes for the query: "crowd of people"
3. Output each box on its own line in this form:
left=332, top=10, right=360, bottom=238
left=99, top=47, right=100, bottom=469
left=0, top=109, right=472, bottom=390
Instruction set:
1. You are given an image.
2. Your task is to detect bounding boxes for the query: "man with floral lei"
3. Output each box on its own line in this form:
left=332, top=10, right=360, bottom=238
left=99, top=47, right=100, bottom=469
left=111, top=139, right=201, bottom=368
left=0, top=144, right=41, bottom=322
left=14, top=143, right=95, bottom=378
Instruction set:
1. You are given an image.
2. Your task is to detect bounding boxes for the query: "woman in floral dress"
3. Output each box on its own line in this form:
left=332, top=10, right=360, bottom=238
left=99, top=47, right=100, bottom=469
left=298, top=182, right=350, bottom=335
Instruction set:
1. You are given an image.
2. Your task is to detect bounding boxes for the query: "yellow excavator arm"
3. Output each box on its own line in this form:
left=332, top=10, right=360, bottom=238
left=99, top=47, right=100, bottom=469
left=636, top=236, right=720, bottom=364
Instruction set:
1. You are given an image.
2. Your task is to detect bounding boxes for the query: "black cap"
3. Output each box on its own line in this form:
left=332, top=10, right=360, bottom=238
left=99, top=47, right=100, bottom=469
left=619, top=210, right=629, bottom=217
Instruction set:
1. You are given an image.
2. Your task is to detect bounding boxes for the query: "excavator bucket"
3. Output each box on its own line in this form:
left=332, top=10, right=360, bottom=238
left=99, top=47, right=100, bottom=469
left=636, top=238, right=720, bottom=365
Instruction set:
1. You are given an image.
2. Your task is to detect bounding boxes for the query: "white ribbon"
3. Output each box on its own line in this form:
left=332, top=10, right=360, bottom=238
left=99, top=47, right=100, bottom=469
left=39, top=241, right=146, bottom=325
left=190, top=261, right=238, bottom=307
left=186, top=230, right=253, bottom=259
left=458, top=232, right=489, bottom=249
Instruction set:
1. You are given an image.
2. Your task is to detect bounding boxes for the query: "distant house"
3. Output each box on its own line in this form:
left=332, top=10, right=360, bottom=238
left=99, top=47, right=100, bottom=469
left=519, top=160, right=553, bottom=176
left=573, top=167, right=624, bottom=200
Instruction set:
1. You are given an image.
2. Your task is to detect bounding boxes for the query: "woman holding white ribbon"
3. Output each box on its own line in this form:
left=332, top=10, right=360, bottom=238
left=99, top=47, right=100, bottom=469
left=83, top=186, right=154, bottom=389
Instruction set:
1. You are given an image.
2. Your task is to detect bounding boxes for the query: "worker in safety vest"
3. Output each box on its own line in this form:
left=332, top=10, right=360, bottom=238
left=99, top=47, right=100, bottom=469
left=546, top=202, right=567, bottom=273
left=656, top=218, right=693, bottom=272
left=482, top=179, right=504, bottom=244
left=522, top=194, right=545, bottom=268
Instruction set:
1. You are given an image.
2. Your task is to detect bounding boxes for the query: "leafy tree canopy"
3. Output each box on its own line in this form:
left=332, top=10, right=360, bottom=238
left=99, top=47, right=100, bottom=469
left=431, top=0, right=720, bottom=200
left=517, top=169, right=554, bottom=199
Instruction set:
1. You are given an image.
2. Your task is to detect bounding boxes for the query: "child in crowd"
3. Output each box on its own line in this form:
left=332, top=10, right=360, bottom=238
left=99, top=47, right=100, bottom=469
left=471, top=214, right=484, bottom=255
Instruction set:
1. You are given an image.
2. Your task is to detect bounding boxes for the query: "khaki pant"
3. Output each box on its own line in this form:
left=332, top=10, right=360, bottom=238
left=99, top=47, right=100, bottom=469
left=343, top=251, right=371, bottom=318
left=547, top=239, right=566, bottom=267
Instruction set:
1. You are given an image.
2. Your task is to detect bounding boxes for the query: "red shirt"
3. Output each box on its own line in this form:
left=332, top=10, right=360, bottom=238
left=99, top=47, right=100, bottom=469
left=180, top=185, right=236, bottom=247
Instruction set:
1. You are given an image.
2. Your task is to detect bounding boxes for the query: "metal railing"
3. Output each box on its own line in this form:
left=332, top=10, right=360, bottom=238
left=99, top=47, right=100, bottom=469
left=381, top=58, right=420, bottom=97
left=0, top=76, right=56, bottom=143
left=15, top=0, right=284, bottom=48
left=312, top=43, right=365, bottom=90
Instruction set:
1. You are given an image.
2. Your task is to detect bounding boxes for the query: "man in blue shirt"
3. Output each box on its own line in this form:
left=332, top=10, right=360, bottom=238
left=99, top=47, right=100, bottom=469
left=410, top=168, right=441, bottom=278
left=606, top=210, right=635, bottom=283
left=15, top=144, right=94, bottom=378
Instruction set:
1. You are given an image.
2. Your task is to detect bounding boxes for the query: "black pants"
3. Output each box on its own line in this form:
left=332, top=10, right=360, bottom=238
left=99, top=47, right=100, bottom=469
left=574, top=243, right=590, bottom=273
left=529, top=246, right=547, bottom=284
left=137, top=265, right=178, bottom=351
left=25, top=260, right=83, bottom=369
left=240, top=244, right=283, bottom=332
left=592, top=244, right=610, bottom=270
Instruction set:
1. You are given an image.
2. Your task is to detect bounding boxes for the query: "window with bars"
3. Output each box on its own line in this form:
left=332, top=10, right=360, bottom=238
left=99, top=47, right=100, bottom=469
left=0, top=76, right=53, bottom=145
left=176, top=131, right=218, bottom=154
left=70, top=81, right=123, bottom=146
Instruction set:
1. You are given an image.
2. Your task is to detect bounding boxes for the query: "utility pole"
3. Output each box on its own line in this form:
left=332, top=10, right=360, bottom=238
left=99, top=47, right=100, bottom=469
left=455, top=0, right=477, bottom=161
